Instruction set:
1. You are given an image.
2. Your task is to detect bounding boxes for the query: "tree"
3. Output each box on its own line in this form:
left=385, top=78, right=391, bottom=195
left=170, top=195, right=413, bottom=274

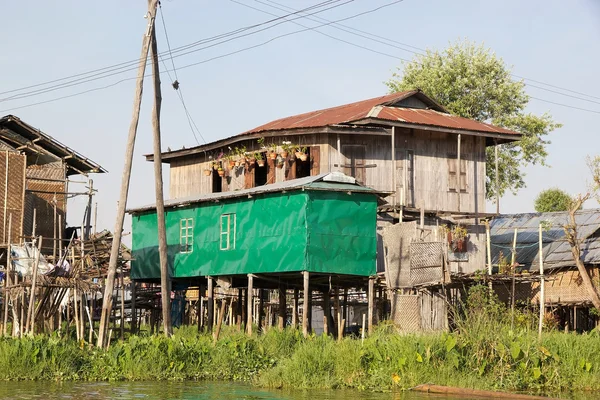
left=563, top=156, right=600, bottom=309
left=385, top=40, right=561, bottom=201
left=534, top=188, right=572, bottom=212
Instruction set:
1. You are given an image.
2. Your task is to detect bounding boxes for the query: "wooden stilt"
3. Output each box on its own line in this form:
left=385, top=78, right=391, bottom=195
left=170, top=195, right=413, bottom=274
left=131, top=281, right=137, bottom=335
left=368, top=277, right=375, bottom=336
left=292, top=288, right=298, bottom=327
left=197, top=282, right=203, bottom=332
left=323, top=289, right=330, bottom=336
left=333, top=287, right=340, bottom=338
left=247, top=274, right=253, bottom=336
left=237, top=288, right=243, bottom=331
left=278, top=286, right=286, bottom=331
left=258, top=289, right=265, bottom=332
left=302, top=271, right=309, bottom=338
left=207, top=277, right=214, bottom=333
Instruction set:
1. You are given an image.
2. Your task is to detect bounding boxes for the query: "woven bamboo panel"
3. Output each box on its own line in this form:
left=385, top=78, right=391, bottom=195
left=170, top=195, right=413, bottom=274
left=0, top=151, right=26, bottom=244
left=23, top=162, right=66, bottom=252
left=390, top=293, right=421, bottom=332
left=410, top=242, right=443, bottom=286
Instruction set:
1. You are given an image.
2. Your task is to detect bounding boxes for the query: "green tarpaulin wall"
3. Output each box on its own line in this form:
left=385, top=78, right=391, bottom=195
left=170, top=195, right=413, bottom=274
left=130, top=188, right=377, bottom=280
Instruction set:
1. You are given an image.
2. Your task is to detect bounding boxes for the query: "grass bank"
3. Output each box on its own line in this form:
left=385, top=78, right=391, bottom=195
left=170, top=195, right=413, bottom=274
left=1, top=324, right=600, bottom=396
left=1, top=287, right=599, bottom=397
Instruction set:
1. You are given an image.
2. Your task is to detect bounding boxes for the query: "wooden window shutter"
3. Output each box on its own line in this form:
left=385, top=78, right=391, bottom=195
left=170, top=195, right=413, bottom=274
left=244, top=163, right=255, bottom=189
left=310, top=146, right=320, bottom=176
left=459, top=157, right=467, bottom=192
left=342, top=145, right=366, bottom=184
left=447, top=154, right=457, bottom=192
left=285, top=158, right=297, bottom=181
left=267, top=157, right=276, bottom=185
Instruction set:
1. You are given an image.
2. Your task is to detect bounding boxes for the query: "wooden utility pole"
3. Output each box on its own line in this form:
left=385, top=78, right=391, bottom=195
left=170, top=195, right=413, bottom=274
left=97, top=0, right=159, bottom=348
left=149, top=4, right=172, bottom=336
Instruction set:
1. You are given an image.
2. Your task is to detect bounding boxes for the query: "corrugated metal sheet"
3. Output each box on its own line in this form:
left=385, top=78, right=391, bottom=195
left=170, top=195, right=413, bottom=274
left=128, top=172, right=378, bottom=213
left=0, top=115, right=107, bottom=176
left=244, top=91, right=519, bottom=136
left=376, top=107, right=516, bottom=135
left=490, top=210, right=600, bottom=272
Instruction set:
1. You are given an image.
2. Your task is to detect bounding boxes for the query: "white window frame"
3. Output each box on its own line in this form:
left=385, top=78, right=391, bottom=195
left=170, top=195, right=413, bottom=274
left=180, top=218, right=194, bottom=253
left=220, top=213, right=236, bottom=250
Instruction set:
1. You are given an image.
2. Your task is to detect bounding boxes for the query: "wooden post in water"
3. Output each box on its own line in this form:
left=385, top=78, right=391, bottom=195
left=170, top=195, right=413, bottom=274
left=237, top=288, right=243, bottom=331
left=97, top=0, right=159, bottom=349
left=246, top=275, right=253, bottom=336
left=302, top=271, right=309, bottom=337
left=278, top=286, right=286, bottom=331
left=207, top=277, right=214, bottom=333
left=322, top=289, right=330, bottom=336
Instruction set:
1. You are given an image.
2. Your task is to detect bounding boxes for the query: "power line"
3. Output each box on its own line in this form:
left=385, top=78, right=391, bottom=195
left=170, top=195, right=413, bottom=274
left=0, top=0, right=347, bottom=101
left=529, top=97, right=600, bottom=114
left=157, top=3, right=204, bottom=145
left=252, top=0, right=600, bottom=111
left=0, top=1, right=393, bottom=113
left=230, top=0, right=409, bottom=62
left=1, top=2, right=599, bottom=116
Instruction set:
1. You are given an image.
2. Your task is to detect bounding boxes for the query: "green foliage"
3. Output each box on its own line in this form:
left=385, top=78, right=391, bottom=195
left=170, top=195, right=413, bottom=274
left=2, top=317, right=600, bottom=396
left=385, top=39, right=561, bottom=199
left=534, top=188, right=573, bottom=212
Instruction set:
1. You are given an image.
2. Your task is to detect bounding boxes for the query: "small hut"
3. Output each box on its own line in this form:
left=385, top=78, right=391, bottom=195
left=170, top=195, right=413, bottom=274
left=128, top=172, right=382, bottom=335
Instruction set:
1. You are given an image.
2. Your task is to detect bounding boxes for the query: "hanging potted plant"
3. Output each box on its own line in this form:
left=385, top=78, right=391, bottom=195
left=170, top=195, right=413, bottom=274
left=276, top=155, right=285, bottom=169
left=281, top=141, right=292, bottom=158
left=295, top=146, right=307, bottom=160
left=451, top=225, right=468, bottom=253
left=212, top=161, right=219, bottom=171
left=203, top=167, right=211, bottom=176
left=217, top=166, right=225, bottom=177
left=255, top=152, right=265, bottom=167
left=269, top=144, right=278, bottom=160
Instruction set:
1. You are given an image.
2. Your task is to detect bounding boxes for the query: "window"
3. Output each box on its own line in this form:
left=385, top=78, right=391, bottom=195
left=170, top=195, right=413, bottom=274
left=220, top=213, right=236, bottom=250
left=180, top=218, right=193, bottom=253
left=396, top=149, right=414, bottom=206
left=212, top=169, right=222, bottom=193
left=341, top=145, right=366, bottom=184
left=448, top=154, right=468, bottom=192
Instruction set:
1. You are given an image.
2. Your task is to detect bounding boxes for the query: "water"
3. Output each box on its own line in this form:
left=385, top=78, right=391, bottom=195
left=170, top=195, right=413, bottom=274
left=0, top=381, right=465, bottom=400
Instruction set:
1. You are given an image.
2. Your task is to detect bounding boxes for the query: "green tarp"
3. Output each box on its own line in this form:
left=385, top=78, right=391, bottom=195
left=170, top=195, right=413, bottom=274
left=131, top=189, right=377, bottom=280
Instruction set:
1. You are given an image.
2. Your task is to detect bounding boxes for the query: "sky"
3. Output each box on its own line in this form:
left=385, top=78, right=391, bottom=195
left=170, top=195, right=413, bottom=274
left=0, top=0, right=599, bottom=240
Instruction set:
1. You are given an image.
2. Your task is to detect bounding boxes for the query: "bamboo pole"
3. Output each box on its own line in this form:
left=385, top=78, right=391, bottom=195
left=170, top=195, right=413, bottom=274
left=120, top=267, right=125, bottom=340
left=511, top=228, right=518, bottom=329
left=25, top=237, right=42, bottom=335
left=97, top=0, right=158, bottom=349
left=2, top=214, right=12, bottom=336
left=148, top=0, right=171, bottom=337
left=538, top=223, right=544, bottom=339
left=323, top=289, right=329, bottom=336
left=130, top=281, right=137, bottom=335
left=53, top=198, right=57, bottom=262
left=485, top=220, right=493, bottom=292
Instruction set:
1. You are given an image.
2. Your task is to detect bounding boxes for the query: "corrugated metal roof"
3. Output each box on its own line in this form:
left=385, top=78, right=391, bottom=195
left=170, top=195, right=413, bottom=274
left=244, top=90, right=519, bottom=136
left=490, top=210, right=600, bottom=272
left=128, top=172, right=379, bottom=214
left=0, top=115, right=107, bottom=175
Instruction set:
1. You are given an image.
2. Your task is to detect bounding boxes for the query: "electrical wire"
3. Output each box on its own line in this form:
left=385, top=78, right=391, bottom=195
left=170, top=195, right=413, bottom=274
left=1, top=1, right=598, bottom=116
left=0, top=0, right=348, bottom=102
left=0, top=1, right=399, bottom=113
left=157, top=3, right=204, bottom=145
